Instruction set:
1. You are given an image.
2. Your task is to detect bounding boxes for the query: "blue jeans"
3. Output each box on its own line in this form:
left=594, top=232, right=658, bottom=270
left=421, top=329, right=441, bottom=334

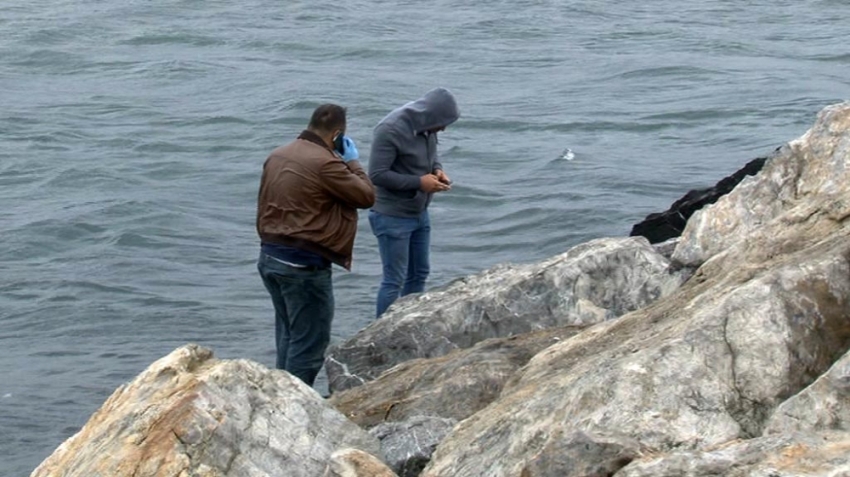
left=368, top=209, right=431, bottom=317
left=257, top=252, right=333, bottom=387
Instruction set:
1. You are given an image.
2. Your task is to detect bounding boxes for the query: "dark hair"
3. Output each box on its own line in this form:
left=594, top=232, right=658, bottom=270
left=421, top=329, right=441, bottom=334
left=308, top=104, right=346, bottom=133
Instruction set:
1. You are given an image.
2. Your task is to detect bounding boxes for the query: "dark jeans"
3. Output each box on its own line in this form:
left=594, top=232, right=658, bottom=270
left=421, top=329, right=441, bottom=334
left=368, top=209, right=431, bottom=318
left=257, top=252, right=333, bottom=387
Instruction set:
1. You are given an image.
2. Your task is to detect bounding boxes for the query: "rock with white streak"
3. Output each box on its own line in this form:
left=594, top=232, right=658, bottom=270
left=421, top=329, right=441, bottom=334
left=31, top=344, right=382, bottom=477
left=369, top=416, right=457, bottom=477
left=421, top=103, right=850, bottom=477
left=326, top=236, right=685, bottom=392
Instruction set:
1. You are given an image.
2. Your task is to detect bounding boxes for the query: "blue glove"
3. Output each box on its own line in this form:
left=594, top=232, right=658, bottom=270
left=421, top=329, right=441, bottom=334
left=341, top=136, right=359, bottom=162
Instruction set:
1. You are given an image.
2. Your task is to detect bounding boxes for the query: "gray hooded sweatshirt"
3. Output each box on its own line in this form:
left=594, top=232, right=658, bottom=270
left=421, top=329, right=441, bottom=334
left=368, top=87, right=460, bottom=217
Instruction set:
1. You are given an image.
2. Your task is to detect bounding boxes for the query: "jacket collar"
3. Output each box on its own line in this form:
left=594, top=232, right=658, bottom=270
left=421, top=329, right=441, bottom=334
left=297, top=130, right=332, bottom=151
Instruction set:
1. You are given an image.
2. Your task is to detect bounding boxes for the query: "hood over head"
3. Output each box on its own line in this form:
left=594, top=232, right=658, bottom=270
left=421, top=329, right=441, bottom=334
left=399, top=87, right=460, bottom=134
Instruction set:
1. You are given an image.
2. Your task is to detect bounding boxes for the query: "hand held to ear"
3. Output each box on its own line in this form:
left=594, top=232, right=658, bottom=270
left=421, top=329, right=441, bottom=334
left=341, top=136, right=359, bottom=162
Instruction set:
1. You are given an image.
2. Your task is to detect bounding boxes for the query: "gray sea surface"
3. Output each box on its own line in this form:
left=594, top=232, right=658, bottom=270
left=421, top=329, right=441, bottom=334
left=2, top=0, right=848, bottom=474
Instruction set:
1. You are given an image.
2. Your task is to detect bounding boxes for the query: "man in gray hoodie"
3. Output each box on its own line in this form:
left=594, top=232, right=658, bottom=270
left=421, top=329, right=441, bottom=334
left=368, top=87, right=460, bottom=317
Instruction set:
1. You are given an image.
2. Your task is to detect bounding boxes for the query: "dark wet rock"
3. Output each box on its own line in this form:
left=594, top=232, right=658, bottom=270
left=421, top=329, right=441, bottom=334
left=630, top=156, right=768, bottom=244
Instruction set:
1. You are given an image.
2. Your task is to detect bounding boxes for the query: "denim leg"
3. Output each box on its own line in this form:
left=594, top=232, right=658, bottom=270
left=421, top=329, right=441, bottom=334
left=257, top=253, right=334, bottom=387
left=375, top=231, right=411, bottom=317
left=370, top=210, right=418, bottom=318
left=259, top=260, right=290, bottom=370
left=281, top=268, right=333, bottom=386
left=402, top=210, right=431, bottom=296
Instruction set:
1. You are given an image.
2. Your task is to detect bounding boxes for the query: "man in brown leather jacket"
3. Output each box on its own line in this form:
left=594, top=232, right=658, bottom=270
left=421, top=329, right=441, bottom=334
left=256, top=104, right=374, bottom=387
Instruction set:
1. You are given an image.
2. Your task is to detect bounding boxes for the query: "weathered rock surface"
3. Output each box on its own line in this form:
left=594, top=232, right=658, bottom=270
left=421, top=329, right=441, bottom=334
left=765, top=348, right=850, bottom=436
left=421, top=103, right=850, bottom=477
left=617, top=432, right=850, bottom=477
left=31, top=344, right=382, bottom=477
left=651, top=237, right=680, bottom=260
left=630, top=156, right=768, bottom=244
left=326, top=236, right=685, bottom=392
left=323, top=449, right=398, bottom=477
left=330, top=325, right=586, bottom=429
left=369, top=416, right=457, bottom=477
left=520, top=430, right=641, bottom=477
left=619, top=348, right=850, bottom=476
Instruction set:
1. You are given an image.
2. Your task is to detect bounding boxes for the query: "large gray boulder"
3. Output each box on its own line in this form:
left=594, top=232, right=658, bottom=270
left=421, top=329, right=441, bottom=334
left=328, top=326, right=585, bottom=475
left=326, top=236, right=685, bottom=392
left=31, top=345, right=382, bottom=477
left=421, top=102, right=850, bottom=477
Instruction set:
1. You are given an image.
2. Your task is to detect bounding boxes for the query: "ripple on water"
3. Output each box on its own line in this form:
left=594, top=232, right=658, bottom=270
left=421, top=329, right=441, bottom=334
left=119, top=33, right=225, bottom=47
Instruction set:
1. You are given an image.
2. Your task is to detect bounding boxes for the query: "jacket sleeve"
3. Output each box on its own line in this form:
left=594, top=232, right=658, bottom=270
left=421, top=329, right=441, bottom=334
left=368, top=124, right=421, bottom=191
left=321, top=159, right=376, bottom=209
left=256, top=159, right=269, bottom=233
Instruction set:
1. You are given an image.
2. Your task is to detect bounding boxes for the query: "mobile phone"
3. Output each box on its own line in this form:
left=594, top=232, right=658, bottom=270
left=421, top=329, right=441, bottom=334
left=333, top=134, right=345, bottom=155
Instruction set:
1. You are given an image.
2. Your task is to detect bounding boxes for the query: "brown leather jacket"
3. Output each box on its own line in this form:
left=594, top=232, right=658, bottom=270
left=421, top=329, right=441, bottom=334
left=256, top=130, right=375, bottom=270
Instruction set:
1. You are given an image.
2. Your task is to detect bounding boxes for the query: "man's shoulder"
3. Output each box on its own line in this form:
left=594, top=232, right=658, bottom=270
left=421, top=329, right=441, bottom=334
left=375, top=112, right=411, bottom=137
left=268, top=139, right=298, bottom=157
left=267, top=140, right=338, bottom=168
left=278, top=137, right=334, bottom=155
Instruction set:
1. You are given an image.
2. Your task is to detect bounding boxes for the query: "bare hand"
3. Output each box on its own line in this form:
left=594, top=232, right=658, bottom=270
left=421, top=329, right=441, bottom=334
left=420, top=174, right=451, bottom=192
left=435, top=169, right=452, bottom=185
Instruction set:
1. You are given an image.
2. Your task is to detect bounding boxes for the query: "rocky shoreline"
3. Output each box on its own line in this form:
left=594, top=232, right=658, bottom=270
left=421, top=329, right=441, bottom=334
left=32, top=102, right=850, bottom=477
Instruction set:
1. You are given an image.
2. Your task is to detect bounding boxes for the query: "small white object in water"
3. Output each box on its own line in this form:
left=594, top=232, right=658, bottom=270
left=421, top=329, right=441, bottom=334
left=559, top=148, right=575, bottom=161
left=2, top=393, right=11, bottom=399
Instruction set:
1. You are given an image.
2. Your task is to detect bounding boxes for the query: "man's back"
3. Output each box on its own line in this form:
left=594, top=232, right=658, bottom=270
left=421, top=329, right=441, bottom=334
left=257, top=132, right=374, bottom=270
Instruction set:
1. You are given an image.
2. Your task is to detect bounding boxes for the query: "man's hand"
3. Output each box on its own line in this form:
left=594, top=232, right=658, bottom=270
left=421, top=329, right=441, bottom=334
left=420, top=174, right=451, bottom=192
left=341, top=136, right=359, bottom=162
left=435, top=169, right=452, bottom=185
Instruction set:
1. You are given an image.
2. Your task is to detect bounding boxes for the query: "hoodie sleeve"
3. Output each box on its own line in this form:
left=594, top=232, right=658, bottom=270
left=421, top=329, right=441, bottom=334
left=368, top=124, right=421, bottom=191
